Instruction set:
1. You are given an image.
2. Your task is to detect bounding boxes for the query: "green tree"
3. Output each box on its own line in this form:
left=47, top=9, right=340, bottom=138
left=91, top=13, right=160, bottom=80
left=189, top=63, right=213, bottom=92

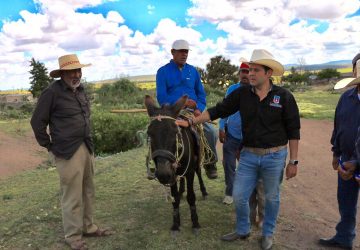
left=29, top=58, right=52, bottom=98
left=201, top=55, right=238, bottom=88
left=317, top=68, right=341, bottom=81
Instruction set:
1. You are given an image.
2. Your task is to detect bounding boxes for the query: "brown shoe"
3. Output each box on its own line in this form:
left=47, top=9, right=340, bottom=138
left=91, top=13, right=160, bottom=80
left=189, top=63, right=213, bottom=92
left=83, top=228, right=114, bottom=237
left=66, top=239, right=88, bottom=250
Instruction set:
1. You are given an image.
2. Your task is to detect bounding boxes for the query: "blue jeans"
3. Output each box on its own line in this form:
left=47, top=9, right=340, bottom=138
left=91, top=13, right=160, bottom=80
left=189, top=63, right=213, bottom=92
left=222, top=133, right=242, bottom=196
left=203, top=122, right=218, bottom=163
left=333, top=175, right=359, bottom=247
left=233, top=148, right=287, bottom=236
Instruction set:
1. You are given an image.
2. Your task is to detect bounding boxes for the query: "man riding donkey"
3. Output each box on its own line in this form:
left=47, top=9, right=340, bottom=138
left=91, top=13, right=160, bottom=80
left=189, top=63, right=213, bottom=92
left=155, top=39, right=219, bottom=179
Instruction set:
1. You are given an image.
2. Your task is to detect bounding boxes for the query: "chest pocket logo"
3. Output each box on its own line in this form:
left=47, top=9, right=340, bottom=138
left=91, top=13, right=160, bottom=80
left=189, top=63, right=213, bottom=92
left=270, top=95, right=282, bottom=108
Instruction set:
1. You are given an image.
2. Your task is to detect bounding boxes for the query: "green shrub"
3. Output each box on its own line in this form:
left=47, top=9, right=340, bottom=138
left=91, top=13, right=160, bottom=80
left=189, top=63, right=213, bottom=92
left=91, top=110, right=149, bottom=154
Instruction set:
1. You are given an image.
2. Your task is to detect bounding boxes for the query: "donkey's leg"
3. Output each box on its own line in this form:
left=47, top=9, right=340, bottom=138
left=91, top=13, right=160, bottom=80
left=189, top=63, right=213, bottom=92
left=179, top=177, right=185, bottom=199
left=196, top=166, right=208, bottom=199
left=170, top=183, right=181, bottom=232
left=186, top=172, right=200, bottom=232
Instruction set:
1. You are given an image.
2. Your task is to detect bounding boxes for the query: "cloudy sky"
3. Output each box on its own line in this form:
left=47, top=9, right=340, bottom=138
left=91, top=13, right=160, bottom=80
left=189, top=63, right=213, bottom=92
left=0, top=0, right=359, bottom=90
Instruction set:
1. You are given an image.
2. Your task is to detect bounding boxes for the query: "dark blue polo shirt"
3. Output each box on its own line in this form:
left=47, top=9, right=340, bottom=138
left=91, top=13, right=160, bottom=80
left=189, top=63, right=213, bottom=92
left=331, top=86, right=360, bottom=161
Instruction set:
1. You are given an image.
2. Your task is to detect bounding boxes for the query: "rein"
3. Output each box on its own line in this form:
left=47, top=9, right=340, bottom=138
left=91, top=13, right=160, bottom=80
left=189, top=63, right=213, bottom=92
left=148, top=115, right=191, bottom=183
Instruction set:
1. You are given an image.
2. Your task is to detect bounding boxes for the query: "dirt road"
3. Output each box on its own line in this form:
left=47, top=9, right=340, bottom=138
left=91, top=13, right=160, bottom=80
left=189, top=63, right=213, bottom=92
left=0, top=119, right=359, bottom=248
left=0, top=130, right=46, bottom=179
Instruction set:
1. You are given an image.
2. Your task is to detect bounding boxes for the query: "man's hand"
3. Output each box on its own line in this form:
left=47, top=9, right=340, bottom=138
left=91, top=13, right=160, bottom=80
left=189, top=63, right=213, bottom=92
left=193, top=109, right=201, bottom=117
left=175, top=120, right=190, bottom=128
left=332, top=156, right=339, bottom=170
left=219, top=130, right=226, bottom=143
left=285, top=163, right=297, bottom=180
left=185, top=99, right=197, bottom=109
left=338, top=161, right=357, bottom=181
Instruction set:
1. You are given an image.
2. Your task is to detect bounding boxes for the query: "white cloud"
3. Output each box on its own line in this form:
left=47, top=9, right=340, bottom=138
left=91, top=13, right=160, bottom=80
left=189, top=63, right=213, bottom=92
left=0, top=0, right=360, bottom=90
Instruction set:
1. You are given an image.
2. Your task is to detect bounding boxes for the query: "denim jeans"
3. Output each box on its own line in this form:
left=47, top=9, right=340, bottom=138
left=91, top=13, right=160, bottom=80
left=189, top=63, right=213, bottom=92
left=333, top=175, right=359, bottom=247
left=222, top=133, right=243, bottom=196
left=233, top=148, right=287, bottom=236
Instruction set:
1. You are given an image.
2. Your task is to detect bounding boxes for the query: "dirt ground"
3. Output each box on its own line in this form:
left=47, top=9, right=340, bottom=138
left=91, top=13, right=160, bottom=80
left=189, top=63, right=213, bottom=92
left=0, top=119, right=359, bottom=249
left=0, top=130, right=46, bottom=179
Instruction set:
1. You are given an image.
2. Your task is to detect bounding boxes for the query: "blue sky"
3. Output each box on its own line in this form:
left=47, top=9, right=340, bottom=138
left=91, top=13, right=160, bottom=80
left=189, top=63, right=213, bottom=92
left=0, top=0, right=359, bottom=90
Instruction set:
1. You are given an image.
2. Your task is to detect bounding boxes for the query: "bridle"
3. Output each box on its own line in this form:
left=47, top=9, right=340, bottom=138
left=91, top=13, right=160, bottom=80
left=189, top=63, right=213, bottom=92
left=147, top=115, right=191, bottom=184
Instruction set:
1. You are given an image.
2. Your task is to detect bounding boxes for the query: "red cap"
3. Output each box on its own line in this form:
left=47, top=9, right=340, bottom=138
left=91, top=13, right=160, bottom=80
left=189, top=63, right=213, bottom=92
left=240, top=62, right=249, bottom=69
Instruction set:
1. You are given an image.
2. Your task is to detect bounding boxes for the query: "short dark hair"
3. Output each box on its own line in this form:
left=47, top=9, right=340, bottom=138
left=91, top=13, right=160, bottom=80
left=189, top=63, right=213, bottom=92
left=352, top=53, right=360, bottom=71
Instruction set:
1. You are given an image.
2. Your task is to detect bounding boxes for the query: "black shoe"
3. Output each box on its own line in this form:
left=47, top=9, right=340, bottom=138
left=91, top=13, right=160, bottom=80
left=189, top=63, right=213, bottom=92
left=220, top=231, right=250, bottom=241
left=318, top=237, right=352, bottom=249
left=204, top=164, right=218, bottom=179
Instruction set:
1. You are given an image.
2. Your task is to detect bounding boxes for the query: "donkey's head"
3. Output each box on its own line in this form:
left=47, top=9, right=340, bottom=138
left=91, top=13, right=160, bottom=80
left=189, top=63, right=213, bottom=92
left=144, top=95, right=187, bottom=185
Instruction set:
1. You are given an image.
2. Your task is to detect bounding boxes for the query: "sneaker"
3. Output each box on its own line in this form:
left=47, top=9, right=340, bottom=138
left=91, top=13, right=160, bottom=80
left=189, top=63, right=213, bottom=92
left=147, top=168, right=156, bottom=180
left=261, top=236, right=273, bottom=250
left=223, top=196, right=233, bottom=205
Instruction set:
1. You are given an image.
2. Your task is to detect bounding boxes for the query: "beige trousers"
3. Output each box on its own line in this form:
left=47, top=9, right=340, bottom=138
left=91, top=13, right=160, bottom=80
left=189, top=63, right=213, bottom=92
left=52, top=143, right=98, bottom=242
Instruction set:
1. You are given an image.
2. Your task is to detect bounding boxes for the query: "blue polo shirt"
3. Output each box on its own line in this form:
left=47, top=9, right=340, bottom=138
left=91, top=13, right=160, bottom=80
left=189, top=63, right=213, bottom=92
left=219, top=82, right=244, bottom=140
left=156, top=60, right=206, bottom=112
left=331, top=87, right=360, bottom=161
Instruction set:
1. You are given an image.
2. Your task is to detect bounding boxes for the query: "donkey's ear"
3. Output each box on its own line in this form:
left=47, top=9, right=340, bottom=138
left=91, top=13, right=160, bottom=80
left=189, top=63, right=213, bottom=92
left=144, top=95, right=156, bottom=116
left=172, top=95, right=188, bottom=116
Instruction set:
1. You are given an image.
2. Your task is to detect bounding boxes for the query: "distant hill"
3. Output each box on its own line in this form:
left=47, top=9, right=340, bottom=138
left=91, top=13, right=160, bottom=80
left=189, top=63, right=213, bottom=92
left=285, top=60, right=352, bottom=71
left=91, top=74, right=156, bottom=86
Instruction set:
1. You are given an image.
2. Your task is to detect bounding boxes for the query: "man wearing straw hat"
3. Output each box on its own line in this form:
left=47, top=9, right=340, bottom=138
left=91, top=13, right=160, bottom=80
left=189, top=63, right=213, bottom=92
left=176, top=49, right=300, bottom=250
left=31, top=54, right=112, bottom=250
left=319, top=53, right=360, bottom=250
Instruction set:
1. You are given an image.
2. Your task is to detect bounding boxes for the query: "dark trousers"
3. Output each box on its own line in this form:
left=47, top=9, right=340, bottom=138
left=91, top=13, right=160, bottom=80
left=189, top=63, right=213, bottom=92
left=222, top=133, right=242, bottom=196
left=334, top=174, right=359, bottom=247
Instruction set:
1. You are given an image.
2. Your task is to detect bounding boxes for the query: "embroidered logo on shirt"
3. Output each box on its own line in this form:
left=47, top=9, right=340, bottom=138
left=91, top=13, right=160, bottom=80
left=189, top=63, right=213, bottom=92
left=270, top=95, right=282, bottom=108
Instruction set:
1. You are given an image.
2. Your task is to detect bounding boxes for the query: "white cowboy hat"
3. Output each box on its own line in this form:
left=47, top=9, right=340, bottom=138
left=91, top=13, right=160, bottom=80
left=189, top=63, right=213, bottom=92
left=172, top=39, right=190, bottom=50
left=334, top=77, right=360, bottom=89
left=249, top=49, right=284, bottom=76
left=334, top=56, right=360, bottom=89
left=50, top=54, right=91, bottom=78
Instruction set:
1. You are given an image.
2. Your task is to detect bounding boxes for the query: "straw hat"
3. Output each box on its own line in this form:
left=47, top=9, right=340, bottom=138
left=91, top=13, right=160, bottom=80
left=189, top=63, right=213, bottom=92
left=50, top=54, right=91, bottom=78
left=249, top=49, right=284, bottom=76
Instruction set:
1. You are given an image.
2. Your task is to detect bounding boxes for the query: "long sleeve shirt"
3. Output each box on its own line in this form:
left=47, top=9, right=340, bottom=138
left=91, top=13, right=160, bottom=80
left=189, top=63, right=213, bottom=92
left=30, top=80, right=93, bottom=159
left=331, top=87, right=360, bottom=161
left=208, top=84, right=300, bottom=148
left=156, top=60, right=206, bottom=111
left=219, top=82, right=244, bottom=140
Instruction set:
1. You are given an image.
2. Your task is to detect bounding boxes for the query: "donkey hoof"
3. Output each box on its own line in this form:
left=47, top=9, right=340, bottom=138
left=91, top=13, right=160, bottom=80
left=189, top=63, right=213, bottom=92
left=202, top=194, right=208, bottom=200
left=192, top=227, right=200, bottom=236
left=171, top=230, right=179, bottom=238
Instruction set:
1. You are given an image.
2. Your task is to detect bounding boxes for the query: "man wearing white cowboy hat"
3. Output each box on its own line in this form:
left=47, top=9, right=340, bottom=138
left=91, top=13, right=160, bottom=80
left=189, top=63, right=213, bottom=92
left=319, top=53, right=360, bottom=250
left=176, top=49, right=300, bottom=250
left=31, top=54, right=113, bottom=250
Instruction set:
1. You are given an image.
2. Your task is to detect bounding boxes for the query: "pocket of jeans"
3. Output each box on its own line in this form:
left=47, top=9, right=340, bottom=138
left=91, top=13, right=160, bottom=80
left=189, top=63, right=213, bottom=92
left=270, top=149, right=287, bottom=160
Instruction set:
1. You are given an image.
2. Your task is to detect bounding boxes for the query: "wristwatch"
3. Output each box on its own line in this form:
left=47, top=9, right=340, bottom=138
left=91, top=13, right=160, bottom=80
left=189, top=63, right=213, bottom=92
left=289, top=159, right=299, bottom=165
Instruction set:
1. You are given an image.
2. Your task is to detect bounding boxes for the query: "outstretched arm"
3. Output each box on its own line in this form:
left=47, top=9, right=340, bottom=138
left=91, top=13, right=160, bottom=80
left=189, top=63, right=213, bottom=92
left=175, top=110, right=211, bottom=127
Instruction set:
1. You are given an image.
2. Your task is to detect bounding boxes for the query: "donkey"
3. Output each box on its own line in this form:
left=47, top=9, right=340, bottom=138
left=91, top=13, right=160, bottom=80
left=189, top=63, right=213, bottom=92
left=144, top=95, right=203, bottom=234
